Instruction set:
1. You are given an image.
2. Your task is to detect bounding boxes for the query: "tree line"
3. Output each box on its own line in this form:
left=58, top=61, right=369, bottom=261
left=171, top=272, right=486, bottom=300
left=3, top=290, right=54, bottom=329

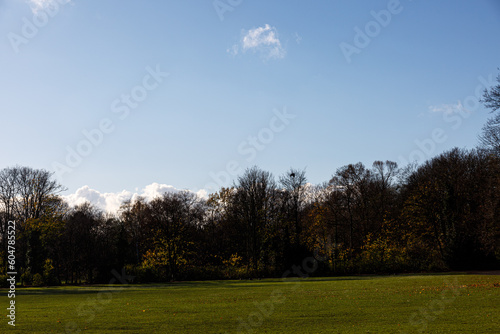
left=1, top=73, right=499, bottom=285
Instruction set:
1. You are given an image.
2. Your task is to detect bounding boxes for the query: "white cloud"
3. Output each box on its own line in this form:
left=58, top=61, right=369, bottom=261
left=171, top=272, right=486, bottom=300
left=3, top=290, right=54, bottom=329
left=139, top=183, right=182, bottom=201
left=429, top=101, right=470, bottom=115
left=229, top=24, right=286, bottom=60
left=63, top=183, right=208, bottom=214
left=28, top=0, right=58, bottom=14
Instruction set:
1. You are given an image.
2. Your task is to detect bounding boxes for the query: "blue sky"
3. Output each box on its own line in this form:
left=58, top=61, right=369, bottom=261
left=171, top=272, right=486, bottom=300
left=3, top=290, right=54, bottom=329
left=1, top=0, right=499, bottom=210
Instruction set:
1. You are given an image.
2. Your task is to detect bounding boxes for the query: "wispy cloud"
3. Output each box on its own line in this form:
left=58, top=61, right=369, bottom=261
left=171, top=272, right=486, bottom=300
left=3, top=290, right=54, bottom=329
left=429, top=101, right=470, bottom=115
left=228, top=24, right=286, bottom=60
left=227, top=44, right=239, bottom=56
left=294, top=32, right=302, bottom=44
left=63, top=183, right=207, bottom=214
left=27, top=0, right=61, bottom=14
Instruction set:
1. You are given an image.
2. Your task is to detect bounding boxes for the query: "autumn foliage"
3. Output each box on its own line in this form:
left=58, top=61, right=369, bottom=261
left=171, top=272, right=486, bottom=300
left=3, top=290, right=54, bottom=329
left=1, top=148, right=499, bottom=285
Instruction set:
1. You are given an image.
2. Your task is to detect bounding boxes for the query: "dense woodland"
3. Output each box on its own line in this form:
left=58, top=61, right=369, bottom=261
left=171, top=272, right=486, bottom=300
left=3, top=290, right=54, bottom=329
left=1, top=74, right=500, bottom=286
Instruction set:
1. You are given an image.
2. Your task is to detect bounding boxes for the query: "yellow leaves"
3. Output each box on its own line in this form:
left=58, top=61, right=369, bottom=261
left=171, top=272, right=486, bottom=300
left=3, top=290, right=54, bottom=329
left=142, top=236, right=192, bottom=270
left=223, top=254, right=242, bottom=267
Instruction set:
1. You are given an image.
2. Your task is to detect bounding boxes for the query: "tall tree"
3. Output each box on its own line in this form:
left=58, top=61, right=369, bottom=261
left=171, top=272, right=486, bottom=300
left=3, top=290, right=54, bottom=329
left=14, top=166, right=66, bottom=222
left=119, top=197, right=150, bottom=265
left=370, top=161, right=399, bottom=232
left=142, top=191, right=203, bottom=281
left=0, top=166, right=65, bottom=278
left=279, top=168, right=307, bottom=244
left=330, top=163, right=371, bottom=256
left=278, top=168, right=308, bottom=267
left=401, top=148, right=500, bottom=269
left=232, top=166, right=275, bottom=272
left=60, top=203, right=102, bottom=284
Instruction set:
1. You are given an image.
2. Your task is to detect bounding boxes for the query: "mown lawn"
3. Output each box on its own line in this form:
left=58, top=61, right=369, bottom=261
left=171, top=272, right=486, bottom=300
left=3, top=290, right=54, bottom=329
left=1, top=273, right=499, bottom=333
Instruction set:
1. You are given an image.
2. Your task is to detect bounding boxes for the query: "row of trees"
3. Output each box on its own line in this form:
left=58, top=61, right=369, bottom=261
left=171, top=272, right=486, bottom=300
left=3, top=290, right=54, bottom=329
left=0, top=72, right=499, bottom=285
left=0, top=148, right=498, bottom=285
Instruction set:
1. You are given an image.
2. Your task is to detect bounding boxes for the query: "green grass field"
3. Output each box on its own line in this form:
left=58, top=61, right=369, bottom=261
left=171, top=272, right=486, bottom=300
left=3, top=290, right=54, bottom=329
left=1, top=273, right=499, bottom=333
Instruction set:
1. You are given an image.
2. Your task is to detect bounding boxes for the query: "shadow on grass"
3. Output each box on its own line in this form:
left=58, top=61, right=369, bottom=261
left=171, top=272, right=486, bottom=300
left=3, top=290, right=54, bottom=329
left=10, top=285, right=133, bottom=296
left=5, top=272, right=472, bottom=296
left=6, top=276, right=370, bottom=296
left=119, top=275, right=378, bottom=289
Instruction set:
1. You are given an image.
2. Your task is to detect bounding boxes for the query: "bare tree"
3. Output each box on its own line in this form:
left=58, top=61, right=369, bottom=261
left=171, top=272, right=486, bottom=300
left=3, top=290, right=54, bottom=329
left=119, top=197, right=149, bottom=265
left=0, top=166, right=66, bottom=223
left=0, top=166, right=65, bottom=280
left=279, top=168, right=307, bottom=244
left=233, top=166, right=276, bottom=272
left=479, top=113, right=500, bottom=155
left=0, top=168, right=19, bottom=241
left=479, top=71, right=500, bottom=154
left=481, top=72, right=500, bottom=112
left=330, top=163, right=371, bottom=256
left=371, top=160, right=399, bottom=228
